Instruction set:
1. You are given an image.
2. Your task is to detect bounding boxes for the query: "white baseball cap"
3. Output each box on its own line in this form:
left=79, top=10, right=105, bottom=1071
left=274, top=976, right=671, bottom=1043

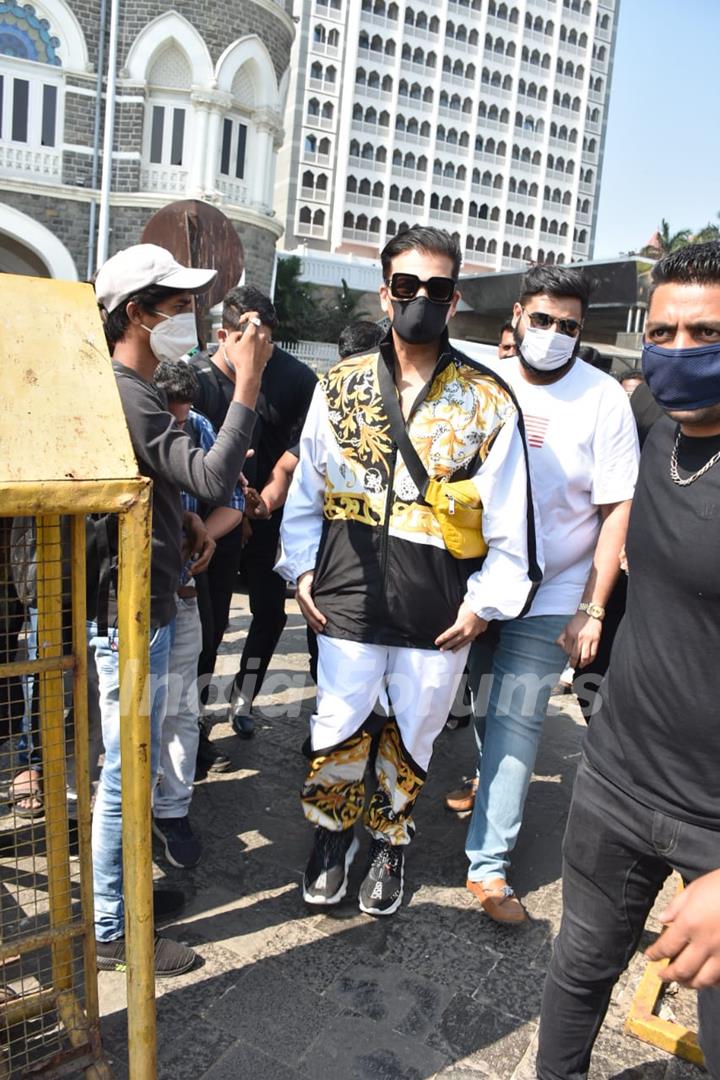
left=95, top=243, right=217, bottom=314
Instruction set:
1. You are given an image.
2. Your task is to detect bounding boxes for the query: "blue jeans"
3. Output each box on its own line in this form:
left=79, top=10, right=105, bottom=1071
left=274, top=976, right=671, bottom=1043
left=89, top=620, right=173, bottom=941
left=17, top=607, right=39, bottom=767
left=465, top=614, right=568, bottom=883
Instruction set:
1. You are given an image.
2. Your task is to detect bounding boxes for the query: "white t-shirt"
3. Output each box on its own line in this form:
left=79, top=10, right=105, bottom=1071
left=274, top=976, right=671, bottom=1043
left=487, top=356, right=640, bottom=616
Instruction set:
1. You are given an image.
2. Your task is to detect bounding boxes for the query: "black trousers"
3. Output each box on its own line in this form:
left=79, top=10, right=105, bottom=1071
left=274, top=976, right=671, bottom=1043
left=197, top=516, right=287, bottom=708
left=537, top=757, right=720, bottom=1080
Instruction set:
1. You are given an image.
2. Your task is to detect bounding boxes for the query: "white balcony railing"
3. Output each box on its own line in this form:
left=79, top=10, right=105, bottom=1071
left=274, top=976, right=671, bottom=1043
left=311, top=41, right=340, bottom=58
left=297, top=221, right=327, bottom=238
left=342, top=227, right=382, bottom=245
left=300, top=186, right=330, bottom=202
left=140, top=164, right=188, bottom=194
left=0, top=144, right=61, bottom=182
left=217, top=176, right=251, bottom=205
left=302, top=150, right=332, bottom=166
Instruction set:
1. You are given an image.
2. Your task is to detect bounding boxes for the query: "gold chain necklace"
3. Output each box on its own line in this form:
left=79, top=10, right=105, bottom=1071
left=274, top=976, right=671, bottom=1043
left=670, top=430, right=720, bottom=486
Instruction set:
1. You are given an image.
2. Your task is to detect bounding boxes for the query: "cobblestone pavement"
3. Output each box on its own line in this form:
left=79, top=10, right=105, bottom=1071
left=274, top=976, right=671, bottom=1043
left=98, top=594, right=704, bottom=1080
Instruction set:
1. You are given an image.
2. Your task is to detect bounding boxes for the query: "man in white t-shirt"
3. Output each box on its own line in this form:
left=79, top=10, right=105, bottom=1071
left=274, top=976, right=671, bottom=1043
left=463, top=264, right=639, bottom=923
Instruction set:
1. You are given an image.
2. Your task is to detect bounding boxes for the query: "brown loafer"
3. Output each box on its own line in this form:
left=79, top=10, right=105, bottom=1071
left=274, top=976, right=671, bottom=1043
left=467, top=877, right=528, bottom=924
left=444, top=777, right=478, bottom=813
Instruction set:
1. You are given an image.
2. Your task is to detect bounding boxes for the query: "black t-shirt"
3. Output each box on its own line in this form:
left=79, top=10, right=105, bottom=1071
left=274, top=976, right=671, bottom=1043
left=586, top=415, right=720, bottom=829
left=190, top=345, right=317, bottom=490
left=630, top=380, right=664, bottom=448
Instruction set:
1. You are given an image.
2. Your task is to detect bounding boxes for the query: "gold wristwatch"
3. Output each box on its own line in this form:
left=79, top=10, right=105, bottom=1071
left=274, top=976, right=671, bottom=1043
left=578, top=602, right=605, bottom=621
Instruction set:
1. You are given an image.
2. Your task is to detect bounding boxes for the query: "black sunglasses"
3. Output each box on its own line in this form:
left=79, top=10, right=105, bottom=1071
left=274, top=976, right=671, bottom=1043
left=387, top=272, right=456, bottom=304
left=523, top=308, right=583, bottom=338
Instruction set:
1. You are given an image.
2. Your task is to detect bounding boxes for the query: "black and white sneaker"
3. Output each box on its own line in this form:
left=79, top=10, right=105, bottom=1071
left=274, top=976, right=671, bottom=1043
left=153, top=816, right=202, bottom=869
left=303, top=827, right=359, bottom=905
left=358, top=839, right=405, bottom=916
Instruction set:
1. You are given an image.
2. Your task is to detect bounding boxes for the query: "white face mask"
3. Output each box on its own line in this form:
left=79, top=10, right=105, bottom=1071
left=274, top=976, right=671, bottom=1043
left=518, top=324, right=576, bottom=372
left=142, top=311, right=198, bottom=363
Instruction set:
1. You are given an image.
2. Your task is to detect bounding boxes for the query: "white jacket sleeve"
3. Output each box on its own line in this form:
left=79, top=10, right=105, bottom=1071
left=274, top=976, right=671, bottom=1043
left=464, top=410, right=543, bottom=621
left=275, top=383, right=329, bottom=584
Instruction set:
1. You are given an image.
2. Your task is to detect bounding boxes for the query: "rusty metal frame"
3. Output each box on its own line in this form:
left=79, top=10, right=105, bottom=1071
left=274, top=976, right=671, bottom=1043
left=625, top=959, right=704, bottom=1067
left=1, top=477, right=156, bottom=1079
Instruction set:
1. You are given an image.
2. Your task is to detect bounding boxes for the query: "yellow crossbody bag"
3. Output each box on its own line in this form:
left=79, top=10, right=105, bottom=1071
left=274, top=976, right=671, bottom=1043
left=423, top=477, right=488, bottom=560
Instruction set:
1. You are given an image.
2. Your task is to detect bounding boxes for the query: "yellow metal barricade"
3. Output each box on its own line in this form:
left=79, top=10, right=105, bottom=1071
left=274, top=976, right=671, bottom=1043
left=0, top=277, right=157, bottom=1078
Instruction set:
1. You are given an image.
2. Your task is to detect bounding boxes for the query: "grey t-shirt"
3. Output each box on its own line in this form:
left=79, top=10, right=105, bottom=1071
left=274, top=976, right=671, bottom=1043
left=112, top=360, right=255, bottom=626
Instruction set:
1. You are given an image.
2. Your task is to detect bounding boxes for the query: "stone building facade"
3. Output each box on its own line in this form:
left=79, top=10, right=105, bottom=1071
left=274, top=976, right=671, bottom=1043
left=0, top=0, right=295, bottom=288
left=276, top=0, right=618, bottom=272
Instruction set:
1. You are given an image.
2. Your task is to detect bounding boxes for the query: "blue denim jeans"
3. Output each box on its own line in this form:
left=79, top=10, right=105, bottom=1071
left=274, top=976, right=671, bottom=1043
left=465, top=614, right=568, bottom=883
left=88, top=619, right=173, bottom=941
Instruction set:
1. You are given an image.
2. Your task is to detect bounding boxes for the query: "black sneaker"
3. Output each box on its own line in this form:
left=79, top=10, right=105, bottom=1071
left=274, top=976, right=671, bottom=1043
left=153, top=888, right=186, bottom=924
left=229, top=709, right=255, bottom=739
left=152, top=816, right=202, bottom=869
left=195, top=728, right=231, bottom=779
left=303, top=827, right=359, bottom=905
left=358, top=839, right=405, bottom=916
left=96, top=934, right=196, bottom=977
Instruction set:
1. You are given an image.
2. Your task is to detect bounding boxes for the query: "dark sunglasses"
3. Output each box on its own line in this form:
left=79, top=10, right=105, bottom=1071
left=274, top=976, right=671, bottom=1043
left=387, top=272, right=457, bottom=304
left=523, top=308, right=583, bottom=338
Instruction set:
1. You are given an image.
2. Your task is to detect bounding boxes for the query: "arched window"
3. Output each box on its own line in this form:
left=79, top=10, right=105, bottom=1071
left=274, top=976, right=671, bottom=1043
left=376, top=145, right=387, bottom=162
left=344, top=210, right=354, bottom=228
left=313, top=208, right=325, bottom=226
left=359, top=177, right=371, bottom=195
left=346, top=175, right=357, bottom=193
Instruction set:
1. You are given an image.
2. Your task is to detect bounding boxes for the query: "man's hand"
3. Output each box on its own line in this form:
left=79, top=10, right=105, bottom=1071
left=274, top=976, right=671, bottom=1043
left=296, top=571, right=327, bottom=634
left=435, top=603, right=487, bottom=652
left=182, top=511, right=215, bottom=574
left=557, top=612, right=602, bottom=669
left=645, top=870, right=720, bottom=989
left=243, top=486, right=271, bottom=520
left=225, top=312, right=273, bottom=380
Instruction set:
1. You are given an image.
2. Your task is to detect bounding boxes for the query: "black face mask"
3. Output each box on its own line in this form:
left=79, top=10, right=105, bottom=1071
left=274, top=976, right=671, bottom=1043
left=391, top=297, right=451, bottom=345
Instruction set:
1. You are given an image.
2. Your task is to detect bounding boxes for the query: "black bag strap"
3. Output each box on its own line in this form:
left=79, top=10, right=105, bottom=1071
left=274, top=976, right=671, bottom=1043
left=377, top=355, right=431, bottom=501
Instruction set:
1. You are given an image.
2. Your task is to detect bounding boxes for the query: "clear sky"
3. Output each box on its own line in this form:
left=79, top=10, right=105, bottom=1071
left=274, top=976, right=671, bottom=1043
left=594, top=0, right=720, bottom=258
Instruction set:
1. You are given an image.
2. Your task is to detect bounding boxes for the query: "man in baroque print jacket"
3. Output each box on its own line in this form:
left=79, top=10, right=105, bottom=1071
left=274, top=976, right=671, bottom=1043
left=276, top=226, right=542, bottom=916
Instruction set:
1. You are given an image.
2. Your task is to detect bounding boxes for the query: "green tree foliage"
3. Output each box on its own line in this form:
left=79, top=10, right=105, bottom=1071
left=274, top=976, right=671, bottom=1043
left=273, top=255, right=319, bottom=343
left=274, top=258, right=370, bottom=343
left=640, top=219, right=692, bottom=259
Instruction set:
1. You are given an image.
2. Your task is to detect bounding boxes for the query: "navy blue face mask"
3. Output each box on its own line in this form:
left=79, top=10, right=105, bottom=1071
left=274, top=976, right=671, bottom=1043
left=642, top=342, right=720, bottom=411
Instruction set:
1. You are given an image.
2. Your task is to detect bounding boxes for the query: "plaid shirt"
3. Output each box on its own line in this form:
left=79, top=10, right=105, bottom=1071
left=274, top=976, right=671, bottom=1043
left=181, top=410, right=245, bottom=516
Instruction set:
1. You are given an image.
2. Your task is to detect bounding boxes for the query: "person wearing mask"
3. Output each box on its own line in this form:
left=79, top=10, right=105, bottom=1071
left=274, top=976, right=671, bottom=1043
left=92, top=244, right=271, bottom=976
left=537, top=242, right=720, bottom=1079
left=150, top=361, right=245, bottom=866
left=276, top=225, right=541, bottom=916
left=189, top=287, right=317, bottom=742
left=458, top=265, right=639, bottom=924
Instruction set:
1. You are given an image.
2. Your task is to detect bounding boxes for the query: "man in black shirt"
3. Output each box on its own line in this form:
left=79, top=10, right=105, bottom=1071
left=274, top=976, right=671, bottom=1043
left=538, top=242, right=720, bottom=1078
left=189, top=286, right=317, bottom=739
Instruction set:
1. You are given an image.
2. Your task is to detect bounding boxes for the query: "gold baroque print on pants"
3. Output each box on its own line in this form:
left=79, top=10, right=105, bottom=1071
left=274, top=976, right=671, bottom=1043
left=302, top=730, right=371, bottom=832
left=365, top=720, right=425, bottom=846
